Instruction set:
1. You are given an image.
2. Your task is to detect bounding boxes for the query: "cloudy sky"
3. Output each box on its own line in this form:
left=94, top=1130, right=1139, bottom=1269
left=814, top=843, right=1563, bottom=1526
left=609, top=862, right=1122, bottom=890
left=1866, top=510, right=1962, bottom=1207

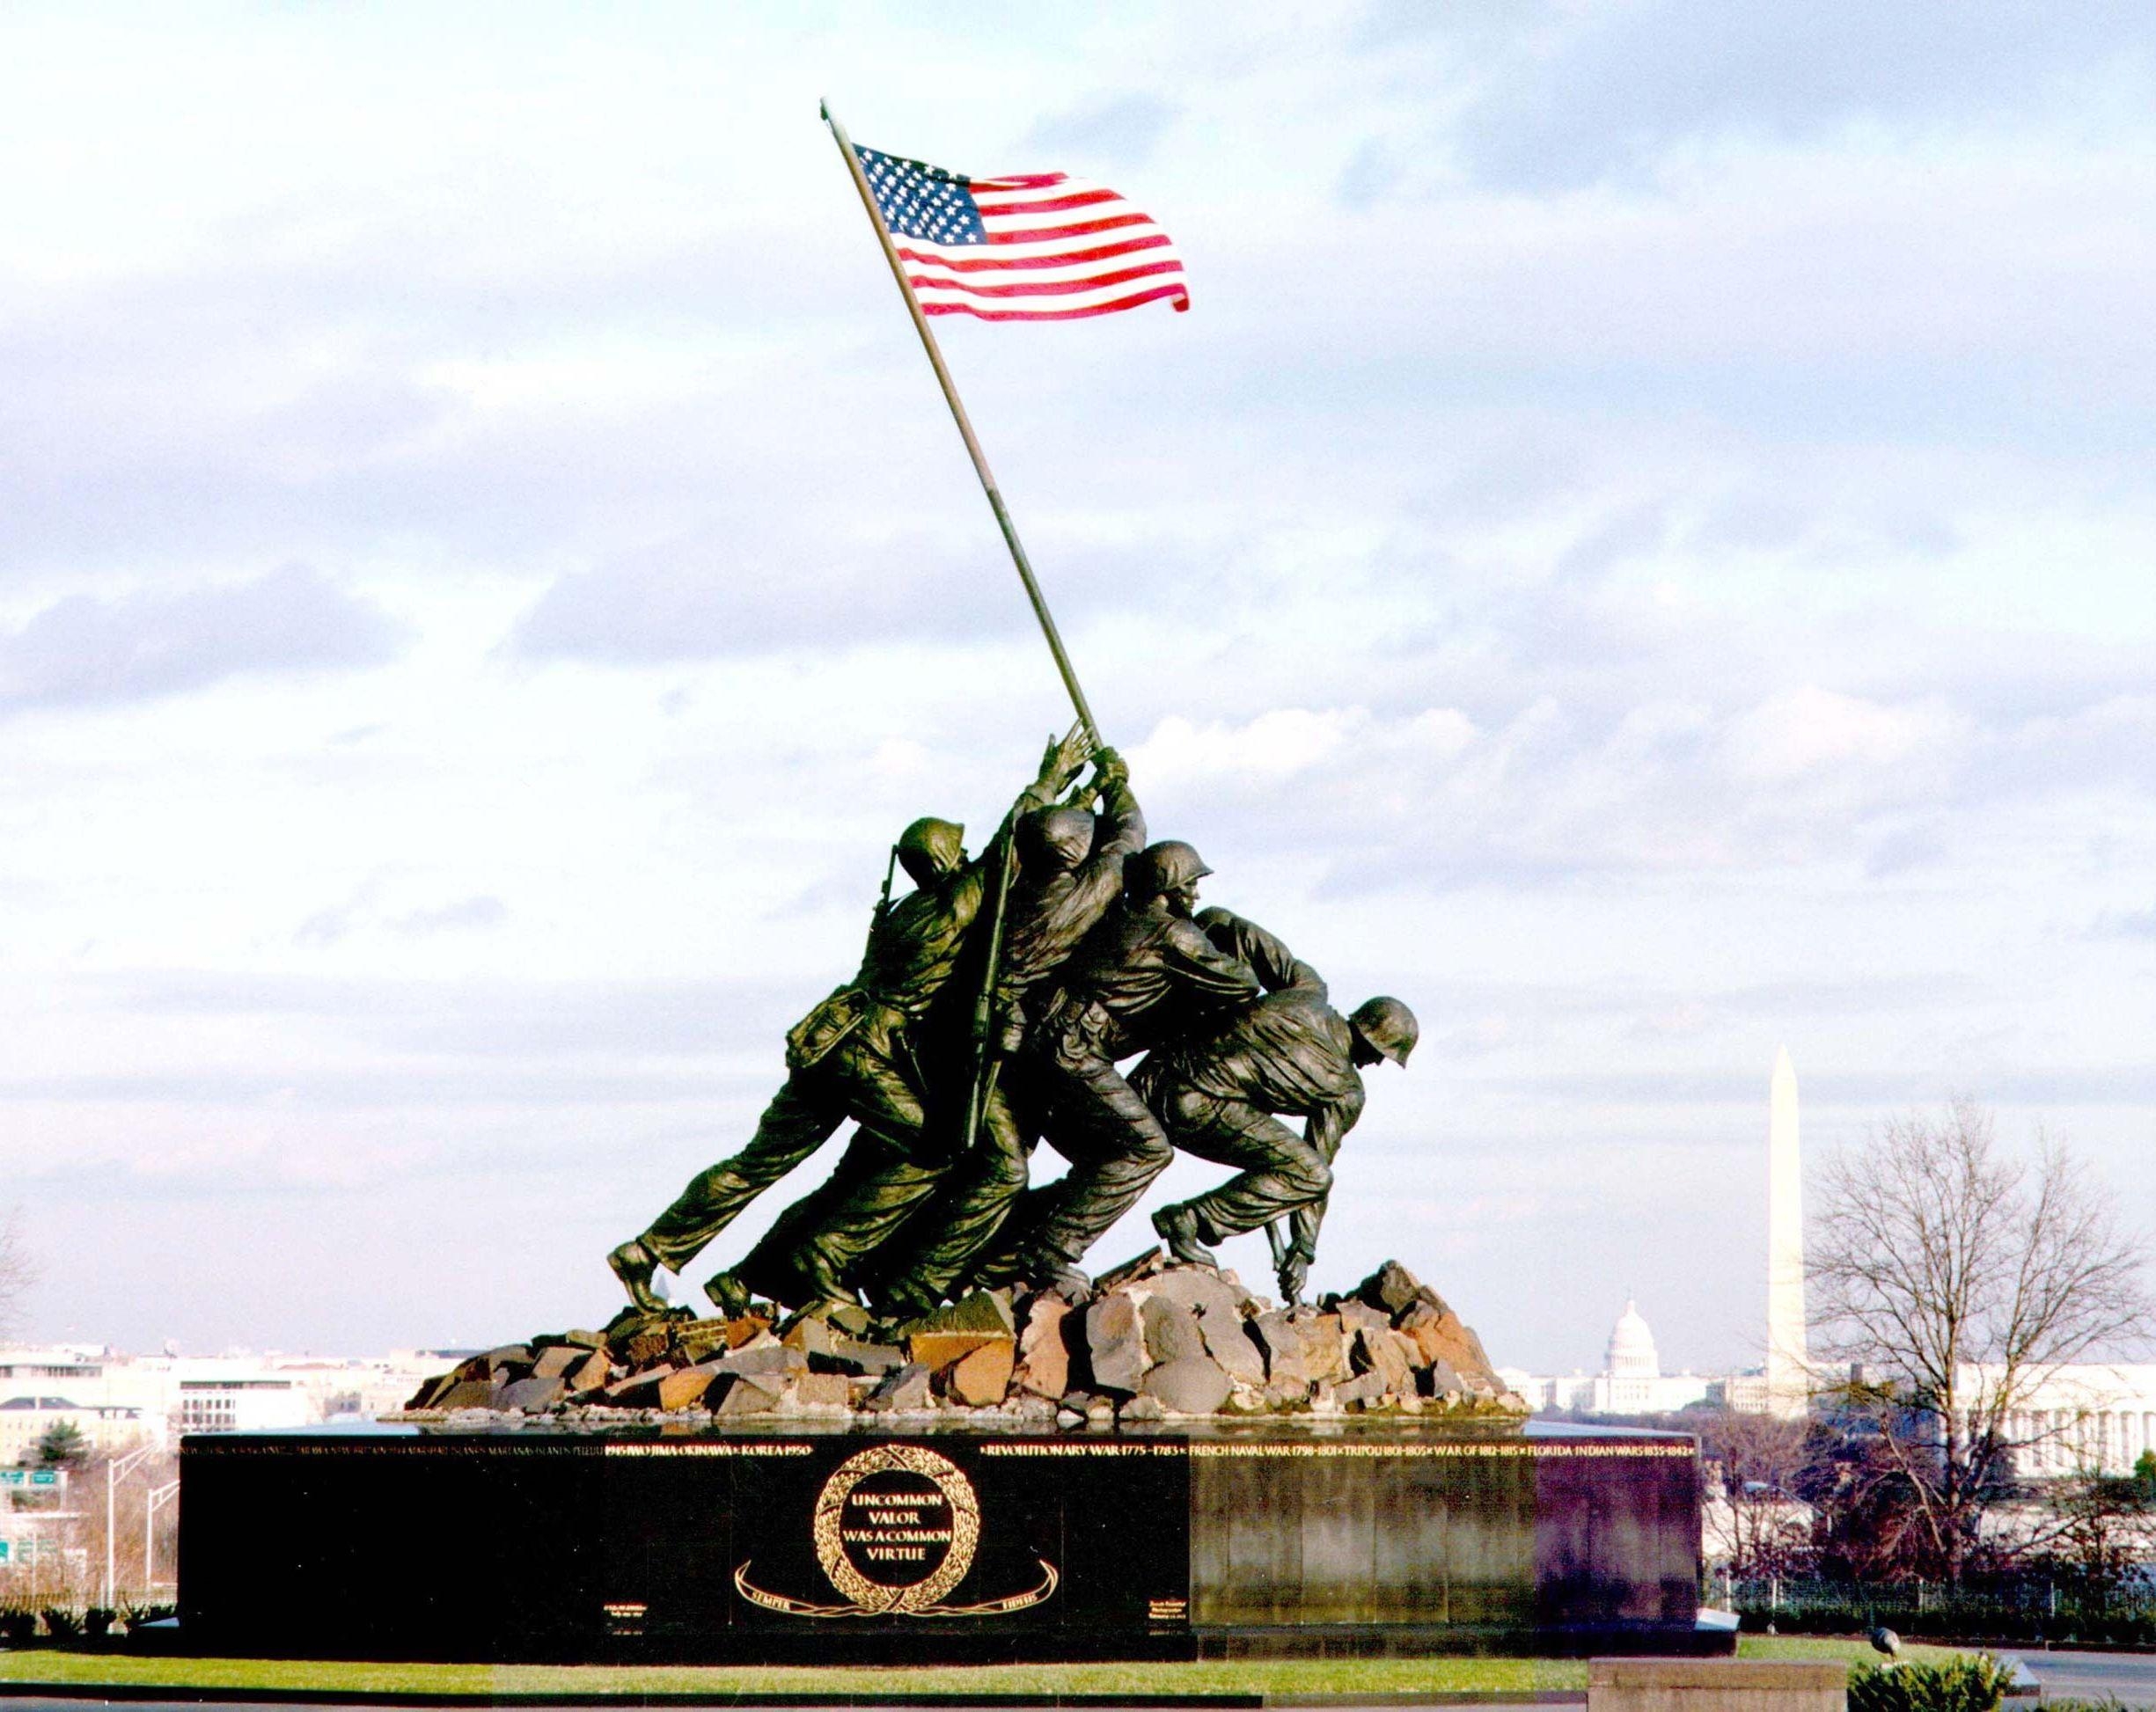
left=1, top=4, right=2149, bottom=1374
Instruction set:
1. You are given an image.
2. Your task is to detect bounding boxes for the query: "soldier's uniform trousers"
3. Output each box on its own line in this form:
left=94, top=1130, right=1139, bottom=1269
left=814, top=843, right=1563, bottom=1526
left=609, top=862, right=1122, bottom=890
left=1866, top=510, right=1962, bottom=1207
left=1145, top=1083, right=1333, bottom=1241
left=635, top=1038, right=924, bottom=1278
left=869, top=1061, right=1045, bottom=1313
left=1008, top=1047, right=1177, bottom=1273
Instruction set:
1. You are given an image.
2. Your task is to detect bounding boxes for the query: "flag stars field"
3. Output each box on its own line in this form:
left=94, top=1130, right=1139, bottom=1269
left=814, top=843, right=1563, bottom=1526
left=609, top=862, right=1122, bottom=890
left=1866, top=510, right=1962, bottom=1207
left=855, top=141, right=1190, bottom=319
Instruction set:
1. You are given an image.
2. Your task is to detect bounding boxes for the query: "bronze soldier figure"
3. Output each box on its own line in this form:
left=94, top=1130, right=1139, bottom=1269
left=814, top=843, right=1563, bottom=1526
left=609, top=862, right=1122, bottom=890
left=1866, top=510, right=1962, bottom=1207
left=868, top=749, right=1146, bottom=1317
left=1137, top=908, right=1418, bottom=1305
left=973, top=839, right=1264, bottom=1299
left=606, top=728, right=1089, bottom=1315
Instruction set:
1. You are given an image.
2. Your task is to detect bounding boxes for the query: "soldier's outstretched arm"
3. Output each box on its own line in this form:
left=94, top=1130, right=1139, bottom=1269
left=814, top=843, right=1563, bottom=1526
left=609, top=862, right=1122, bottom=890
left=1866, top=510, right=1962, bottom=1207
left=1282, top=1085, right=1366, bottom=1295
left=1086, top=747, right=1147, bottom=860
left=962, top=723, right=1095, bottom=892
left=1193, top=905, right=1325, bottom=998
left=1305, top=1080, right=1365, bottom=1166
left=1163, top=917, right=1265, bottom=1007
left=1028, top=721, right=1091, bottom=808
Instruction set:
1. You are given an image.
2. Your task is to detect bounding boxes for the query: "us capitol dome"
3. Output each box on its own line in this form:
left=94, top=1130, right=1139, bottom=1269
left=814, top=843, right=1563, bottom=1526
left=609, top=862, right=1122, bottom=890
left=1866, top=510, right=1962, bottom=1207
left=1499, top=1297, right=1733, bottom=1416
left=1606, top=1299, right=1659, bottom=1383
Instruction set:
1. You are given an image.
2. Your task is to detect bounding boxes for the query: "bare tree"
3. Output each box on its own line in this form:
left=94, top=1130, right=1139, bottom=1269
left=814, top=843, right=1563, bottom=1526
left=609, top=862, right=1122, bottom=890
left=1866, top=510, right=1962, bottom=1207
left=1810, top=1100, right=2153, bottom=1582
left=1698, top=1406, right=1815, bottom=1577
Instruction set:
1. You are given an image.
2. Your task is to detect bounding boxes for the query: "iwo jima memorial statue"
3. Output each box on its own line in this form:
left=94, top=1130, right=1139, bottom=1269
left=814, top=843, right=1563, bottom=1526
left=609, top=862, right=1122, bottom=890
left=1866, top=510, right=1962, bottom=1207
left=177, top=109, right=1714, bottom=1664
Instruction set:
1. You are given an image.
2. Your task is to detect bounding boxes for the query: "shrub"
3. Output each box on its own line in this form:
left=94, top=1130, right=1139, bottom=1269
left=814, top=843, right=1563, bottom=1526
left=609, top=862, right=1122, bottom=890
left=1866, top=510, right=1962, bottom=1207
left=116, top=1600, right=175, bottom=1634
left=1848, top=1654, right=2016, bottom=1712
left=0, top=1606, right=33, bottom=1642
left=82, top=1606, right=113, bottom=1638
left=38, top=1607, right=78, bottom=1640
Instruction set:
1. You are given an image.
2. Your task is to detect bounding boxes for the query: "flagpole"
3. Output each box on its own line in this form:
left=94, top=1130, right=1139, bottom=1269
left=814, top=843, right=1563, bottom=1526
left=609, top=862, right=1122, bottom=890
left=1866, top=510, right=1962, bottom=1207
left=820, top=100, right=1101, bottom=747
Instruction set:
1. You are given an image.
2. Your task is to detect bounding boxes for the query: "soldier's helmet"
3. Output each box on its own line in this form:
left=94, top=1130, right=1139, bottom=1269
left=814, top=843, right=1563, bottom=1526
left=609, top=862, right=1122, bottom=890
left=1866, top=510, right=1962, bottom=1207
left=897, top=816, right=966, bottom=887
left=1017, top=805, right=1095, bottom=874
left=1348, top=996, right=1419, bottom=1066
left=1124, top=838, right=1213, bottom=902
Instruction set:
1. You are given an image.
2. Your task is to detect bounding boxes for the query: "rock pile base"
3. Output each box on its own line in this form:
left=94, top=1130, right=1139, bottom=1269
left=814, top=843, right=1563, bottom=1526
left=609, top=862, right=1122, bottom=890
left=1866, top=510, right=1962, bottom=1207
left=400, top=1253, right=1529, bottom=1424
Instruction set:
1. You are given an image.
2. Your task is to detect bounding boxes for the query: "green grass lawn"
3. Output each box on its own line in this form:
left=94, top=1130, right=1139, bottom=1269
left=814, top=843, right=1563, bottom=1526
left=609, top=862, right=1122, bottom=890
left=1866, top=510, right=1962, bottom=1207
left=0, top=1635, right=1966, bottom=1699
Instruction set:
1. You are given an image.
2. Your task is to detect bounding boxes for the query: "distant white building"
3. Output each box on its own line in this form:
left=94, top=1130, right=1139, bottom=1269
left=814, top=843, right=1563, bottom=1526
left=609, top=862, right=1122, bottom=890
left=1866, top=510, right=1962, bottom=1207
left=0, top=1345, right=467, bottom=1448
left=0, top=1396, right=152, bottom=1461
left=1970, top=1364, right=2156, bottom=1479
left=1500, top=1299, right=1723, bottom=1416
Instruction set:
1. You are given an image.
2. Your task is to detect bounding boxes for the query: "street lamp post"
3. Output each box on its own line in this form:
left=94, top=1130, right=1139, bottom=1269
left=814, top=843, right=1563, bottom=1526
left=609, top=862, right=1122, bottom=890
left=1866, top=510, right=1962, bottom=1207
left=144, top=1481, right=179, bottom=1590
left=104, top=1447, right=157, bottom=1611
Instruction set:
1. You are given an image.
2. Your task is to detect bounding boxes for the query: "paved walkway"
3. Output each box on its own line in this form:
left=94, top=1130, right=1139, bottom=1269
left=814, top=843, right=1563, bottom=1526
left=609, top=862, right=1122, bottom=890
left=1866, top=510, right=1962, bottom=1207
left=2022, top=1647, right=2156, bottom=1706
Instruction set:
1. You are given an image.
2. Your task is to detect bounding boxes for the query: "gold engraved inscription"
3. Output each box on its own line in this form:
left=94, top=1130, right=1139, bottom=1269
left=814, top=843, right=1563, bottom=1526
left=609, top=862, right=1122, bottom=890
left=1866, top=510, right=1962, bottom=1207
left=733, top=1443, right=1059, bottom=1621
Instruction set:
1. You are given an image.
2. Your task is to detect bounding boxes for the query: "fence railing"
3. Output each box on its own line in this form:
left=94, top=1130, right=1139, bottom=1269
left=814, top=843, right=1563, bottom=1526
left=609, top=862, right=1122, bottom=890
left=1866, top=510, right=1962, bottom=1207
left=1726, top=1575, right=2156, bottom=1644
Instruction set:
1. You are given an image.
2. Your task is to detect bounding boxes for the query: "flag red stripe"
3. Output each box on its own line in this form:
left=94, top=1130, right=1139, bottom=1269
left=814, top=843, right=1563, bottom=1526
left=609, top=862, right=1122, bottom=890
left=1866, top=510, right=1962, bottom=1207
left=970, top=172, right=1067, bottom=192
left=920, top=282, right=1191, bottom=321
left=970, top=188, right=1122, bottom=216
left=905, top=258, right=1184, bottom=301
left=983, top=212, right=1154, bottom=245
left=891, top=233, right=1170, bottom=274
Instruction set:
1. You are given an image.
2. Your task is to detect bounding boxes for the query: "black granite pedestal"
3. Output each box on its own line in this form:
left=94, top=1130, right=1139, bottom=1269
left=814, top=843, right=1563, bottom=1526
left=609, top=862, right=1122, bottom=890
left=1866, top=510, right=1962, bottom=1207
left=178, top=1419, right=1713, bottom=1662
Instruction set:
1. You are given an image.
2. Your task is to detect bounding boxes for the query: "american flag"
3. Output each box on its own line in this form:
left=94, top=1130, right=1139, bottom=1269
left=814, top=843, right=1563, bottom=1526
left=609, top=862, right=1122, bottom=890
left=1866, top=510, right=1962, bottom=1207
left=854, top=144, right=1189, bottom=322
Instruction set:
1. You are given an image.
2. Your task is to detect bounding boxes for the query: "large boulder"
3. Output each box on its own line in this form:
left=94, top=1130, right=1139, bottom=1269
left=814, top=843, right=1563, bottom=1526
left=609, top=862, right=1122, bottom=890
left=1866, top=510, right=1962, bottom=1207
left=861, top=1363, right=934, bottom=1412
left=494, top=1371, right=568, bottom=1405
left=824, top=1336, right=907, bottom=1376
left=714, top=1344, right=808, bottom=1380
left=1397, top=1299, right=1506, bottom=1394
left=1011, top=1296, right=1072, bottom=1400
left=788, top=1372, right=852, bottom=1409
left=948, top=1338, right=1016, bottom=1406
left=1357, top=1259, right=1434, bottom=1319
left=1142, top=1355, right=1233, bottom=1416
left=712, top=1373, right=782, bottom=1415
left=1146, top=1269, right=1266, bottom=1386
left=531, top=1345, right=587, bottom=1381
left=903, top=1291, right=1017, bottom=1374
left=1085, top=1292, right=1148, bottom=1394
left=1352, top=1326, right=1419, bottom=1399
left=1140, top=1296, right=1208, bottom=1366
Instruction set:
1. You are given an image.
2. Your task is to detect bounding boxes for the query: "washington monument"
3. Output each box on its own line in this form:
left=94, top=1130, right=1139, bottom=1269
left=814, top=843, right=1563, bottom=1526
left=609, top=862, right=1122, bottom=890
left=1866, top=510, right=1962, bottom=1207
left=1764, top=1045, right=1808, bottom=1419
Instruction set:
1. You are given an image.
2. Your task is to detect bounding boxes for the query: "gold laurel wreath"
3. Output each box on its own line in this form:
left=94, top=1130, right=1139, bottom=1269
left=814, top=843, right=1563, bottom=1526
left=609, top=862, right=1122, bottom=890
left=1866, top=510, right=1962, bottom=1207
left=732, top=1555, right=1060, bottom=1621
left=731, top=1443, right=1059, bottom=1620
left=814, top=1443, right=979, bottom=1613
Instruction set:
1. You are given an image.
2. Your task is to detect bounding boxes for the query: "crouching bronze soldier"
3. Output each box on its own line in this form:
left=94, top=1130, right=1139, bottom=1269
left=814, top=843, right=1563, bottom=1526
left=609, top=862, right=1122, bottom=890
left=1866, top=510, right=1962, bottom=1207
left=1136, top=908, right=1418, bottom=1305
left=605, top=728, right=1089, bottom=1315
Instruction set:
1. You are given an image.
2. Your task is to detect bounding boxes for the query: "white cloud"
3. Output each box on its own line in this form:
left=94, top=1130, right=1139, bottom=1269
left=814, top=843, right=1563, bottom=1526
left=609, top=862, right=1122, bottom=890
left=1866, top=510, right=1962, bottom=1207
left=1722, top=686, right=1965, bottom=783
left=0, top=4, right=2148, bottom=1366
left=0, top=565, right=404, bottom=712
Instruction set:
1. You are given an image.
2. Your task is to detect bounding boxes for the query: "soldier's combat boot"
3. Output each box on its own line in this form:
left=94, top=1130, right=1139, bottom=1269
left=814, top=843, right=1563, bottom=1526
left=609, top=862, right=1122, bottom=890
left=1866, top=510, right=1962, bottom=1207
left=794, top=1248, right=864, bottom=1314
left=609, top=1239, right=666, bottom=1313
left=873, top=1279, right=943, bottom=1325
left=703, top=1269, right=752, bottom=1319
left=1041, top=1260, right=1093, bottom=1305
left=1151, top=1204, right=1220, bottom=1270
